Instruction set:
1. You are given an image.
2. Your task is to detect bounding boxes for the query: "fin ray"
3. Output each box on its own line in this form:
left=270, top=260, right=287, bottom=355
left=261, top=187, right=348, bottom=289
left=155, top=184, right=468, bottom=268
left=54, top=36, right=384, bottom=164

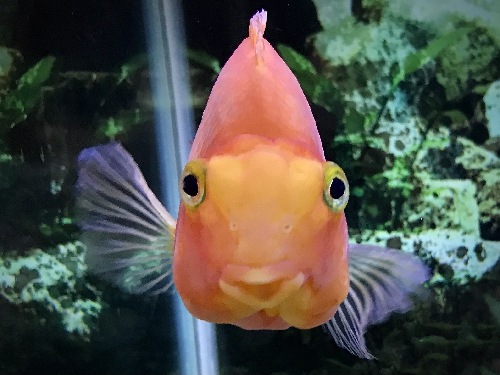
left=76, top=142, right=176, bottom=295
left=78, top=190, right=164, bottom=231
left=80, top=220, right=160, bottom=242
left=79, top=170, right=169, bottom=230
left=323, top=244, right=429, bottom=359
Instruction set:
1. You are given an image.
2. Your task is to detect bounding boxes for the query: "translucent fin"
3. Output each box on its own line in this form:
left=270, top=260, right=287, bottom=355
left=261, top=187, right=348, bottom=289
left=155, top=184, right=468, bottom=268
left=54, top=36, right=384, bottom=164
left=249, top=9, right=267, bottom=64
left=76, top=142, right=176, bottom=295
left=323, top=244, right=430, bottom=359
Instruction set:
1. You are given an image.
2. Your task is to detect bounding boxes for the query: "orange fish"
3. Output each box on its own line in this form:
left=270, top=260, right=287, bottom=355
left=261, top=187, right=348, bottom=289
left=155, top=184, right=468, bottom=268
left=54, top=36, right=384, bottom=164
left=76, top=10, right=428, bottom=358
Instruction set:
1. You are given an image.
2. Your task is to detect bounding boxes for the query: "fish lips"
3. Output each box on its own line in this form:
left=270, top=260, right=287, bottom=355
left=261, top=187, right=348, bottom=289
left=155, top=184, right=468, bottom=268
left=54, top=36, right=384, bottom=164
left=218, top=261, right=308, bottom=322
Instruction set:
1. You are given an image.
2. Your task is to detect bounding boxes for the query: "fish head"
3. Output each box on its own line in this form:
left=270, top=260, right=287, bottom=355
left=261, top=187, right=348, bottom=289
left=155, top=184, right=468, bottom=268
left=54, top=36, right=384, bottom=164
left=173, top=135, right=350, bottom=330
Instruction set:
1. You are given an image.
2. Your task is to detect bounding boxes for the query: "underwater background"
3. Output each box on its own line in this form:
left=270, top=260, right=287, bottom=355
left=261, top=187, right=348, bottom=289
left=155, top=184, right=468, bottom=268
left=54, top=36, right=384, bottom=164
left=0, top=0, right=499, bottom=374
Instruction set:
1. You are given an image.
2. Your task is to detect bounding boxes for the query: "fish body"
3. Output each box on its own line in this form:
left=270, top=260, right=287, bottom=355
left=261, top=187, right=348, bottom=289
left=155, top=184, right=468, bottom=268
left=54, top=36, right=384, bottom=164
left=76, top=10, right=428, bottom=358
left=174, top=13, right=349, bottom=329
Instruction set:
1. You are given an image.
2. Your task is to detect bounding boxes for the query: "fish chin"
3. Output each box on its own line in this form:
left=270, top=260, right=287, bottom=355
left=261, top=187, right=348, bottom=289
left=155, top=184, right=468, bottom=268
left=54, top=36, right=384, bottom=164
left=232, top=303, right=340, bottom=330
left=217, top=262, right=341, bottom=330
left=233, top=311, right=291, bottom=330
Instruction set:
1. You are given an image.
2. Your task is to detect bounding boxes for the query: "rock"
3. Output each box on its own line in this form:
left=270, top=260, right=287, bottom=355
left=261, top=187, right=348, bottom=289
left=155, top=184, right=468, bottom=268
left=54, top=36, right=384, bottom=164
left=484, top=80, right=500, bottom=138
left=403, top=179, right=479, bottom=236
left=436, top=26, right=500, bottom=101
left=356, top=230, right=500, bottom=284
left=309, top=1, right=500, bottom=282
left=0, top=241, right=102, bottom=336
left=311, top=0, right=352, bottom=29
left=477, top=168, right=500, bottom=240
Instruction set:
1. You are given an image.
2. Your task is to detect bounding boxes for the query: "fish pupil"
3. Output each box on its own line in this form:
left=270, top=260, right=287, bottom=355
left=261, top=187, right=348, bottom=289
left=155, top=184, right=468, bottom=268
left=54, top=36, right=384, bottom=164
left=329, top=177, right=345, bottom=199
left=183, top=174, right=199, bottom=197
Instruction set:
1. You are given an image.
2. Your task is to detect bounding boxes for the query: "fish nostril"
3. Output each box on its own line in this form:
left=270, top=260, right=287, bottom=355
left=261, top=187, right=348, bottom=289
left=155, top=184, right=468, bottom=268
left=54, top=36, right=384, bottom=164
left=229, top=221, right=238, bottom=231
left=283, top=223, right=293, bottom=233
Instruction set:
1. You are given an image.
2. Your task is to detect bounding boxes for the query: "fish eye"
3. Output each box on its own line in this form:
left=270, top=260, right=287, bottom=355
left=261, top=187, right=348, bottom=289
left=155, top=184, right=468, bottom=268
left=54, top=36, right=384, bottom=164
left=329, top=177, right=345, bottom=199
left=182, top=174, right=198, bottom=197
left=323, top=162, right=349, bottom=213
left=179, top=159, right=207, bottom=209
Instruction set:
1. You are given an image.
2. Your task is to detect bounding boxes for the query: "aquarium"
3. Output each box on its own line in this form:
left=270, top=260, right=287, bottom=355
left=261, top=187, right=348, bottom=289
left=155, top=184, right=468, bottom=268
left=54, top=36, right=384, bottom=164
left=1, top=0, right=499, bottom=374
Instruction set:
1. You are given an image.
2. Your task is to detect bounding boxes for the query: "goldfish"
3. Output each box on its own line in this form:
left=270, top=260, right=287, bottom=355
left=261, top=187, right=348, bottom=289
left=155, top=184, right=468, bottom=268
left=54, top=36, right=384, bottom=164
left=76, top=10, right=428, bottom=358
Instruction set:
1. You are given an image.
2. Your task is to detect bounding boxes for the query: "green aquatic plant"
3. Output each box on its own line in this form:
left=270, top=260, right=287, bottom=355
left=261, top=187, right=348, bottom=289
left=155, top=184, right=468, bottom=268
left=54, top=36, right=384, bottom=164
left=96, top=53, right=153, bottom=140
left=277, top=44, right=375, bottom=137
left=0, top=46, right=14, bottom=85
left=0, top=52, right=154, bottom=143
left=98, top=108, right=153, bottom=140
left=116, top=53, right=149, bottom=86
left=310, top=28, right=472, bottom=233
left=277, top=44, right=345, bottom=117
left=0, top=55, right=55, bottom=132
left=0, top=51, right=157, bottom=256
left=375, top=157, right=413, bottom=197
left=278, top=26, right=470, bottom=147
left=187, top=49, right=222, bottom=74
left=395, top=28, right=471, bottom=89
left=369, top=27, right=471, bottom=137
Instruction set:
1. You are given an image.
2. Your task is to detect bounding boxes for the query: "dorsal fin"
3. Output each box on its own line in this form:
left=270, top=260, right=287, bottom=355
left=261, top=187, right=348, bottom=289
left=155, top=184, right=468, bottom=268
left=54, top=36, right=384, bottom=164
left=249, top=10, right=267, bottom=65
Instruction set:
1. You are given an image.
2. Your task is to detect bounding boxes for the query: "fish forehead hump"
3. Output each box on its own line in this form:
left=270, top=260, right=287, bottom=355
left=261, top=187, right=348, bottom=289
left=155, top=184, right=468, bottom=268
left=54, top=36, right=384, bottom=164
left=189, top=29, right=324, bottom=161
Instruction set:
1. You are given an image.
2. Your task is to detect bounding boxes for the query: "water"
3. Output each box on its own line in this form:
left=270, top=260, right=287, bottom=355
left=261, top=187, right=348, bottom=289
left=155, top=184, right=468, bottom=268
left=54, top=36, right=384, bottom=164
left=0, top=0, right=499, bottom=374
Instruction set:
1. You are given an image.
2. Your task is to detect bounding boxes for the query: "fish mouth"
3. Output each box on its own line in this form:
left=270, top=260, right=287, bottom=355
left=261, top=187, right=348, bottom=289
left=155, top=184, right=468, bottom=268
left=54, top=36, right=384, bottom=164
left=218, top=261, right=307, bottom=314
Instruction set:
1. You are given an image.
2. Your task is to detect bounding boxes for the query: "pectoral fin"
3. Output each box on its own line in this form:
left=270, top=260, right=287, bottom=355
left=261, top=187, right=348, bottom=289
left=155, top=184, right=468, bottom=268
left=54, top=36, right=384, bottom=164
left=323, top=244, right=430, bottom=359
left=76, top=142, right=176, bottom=295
